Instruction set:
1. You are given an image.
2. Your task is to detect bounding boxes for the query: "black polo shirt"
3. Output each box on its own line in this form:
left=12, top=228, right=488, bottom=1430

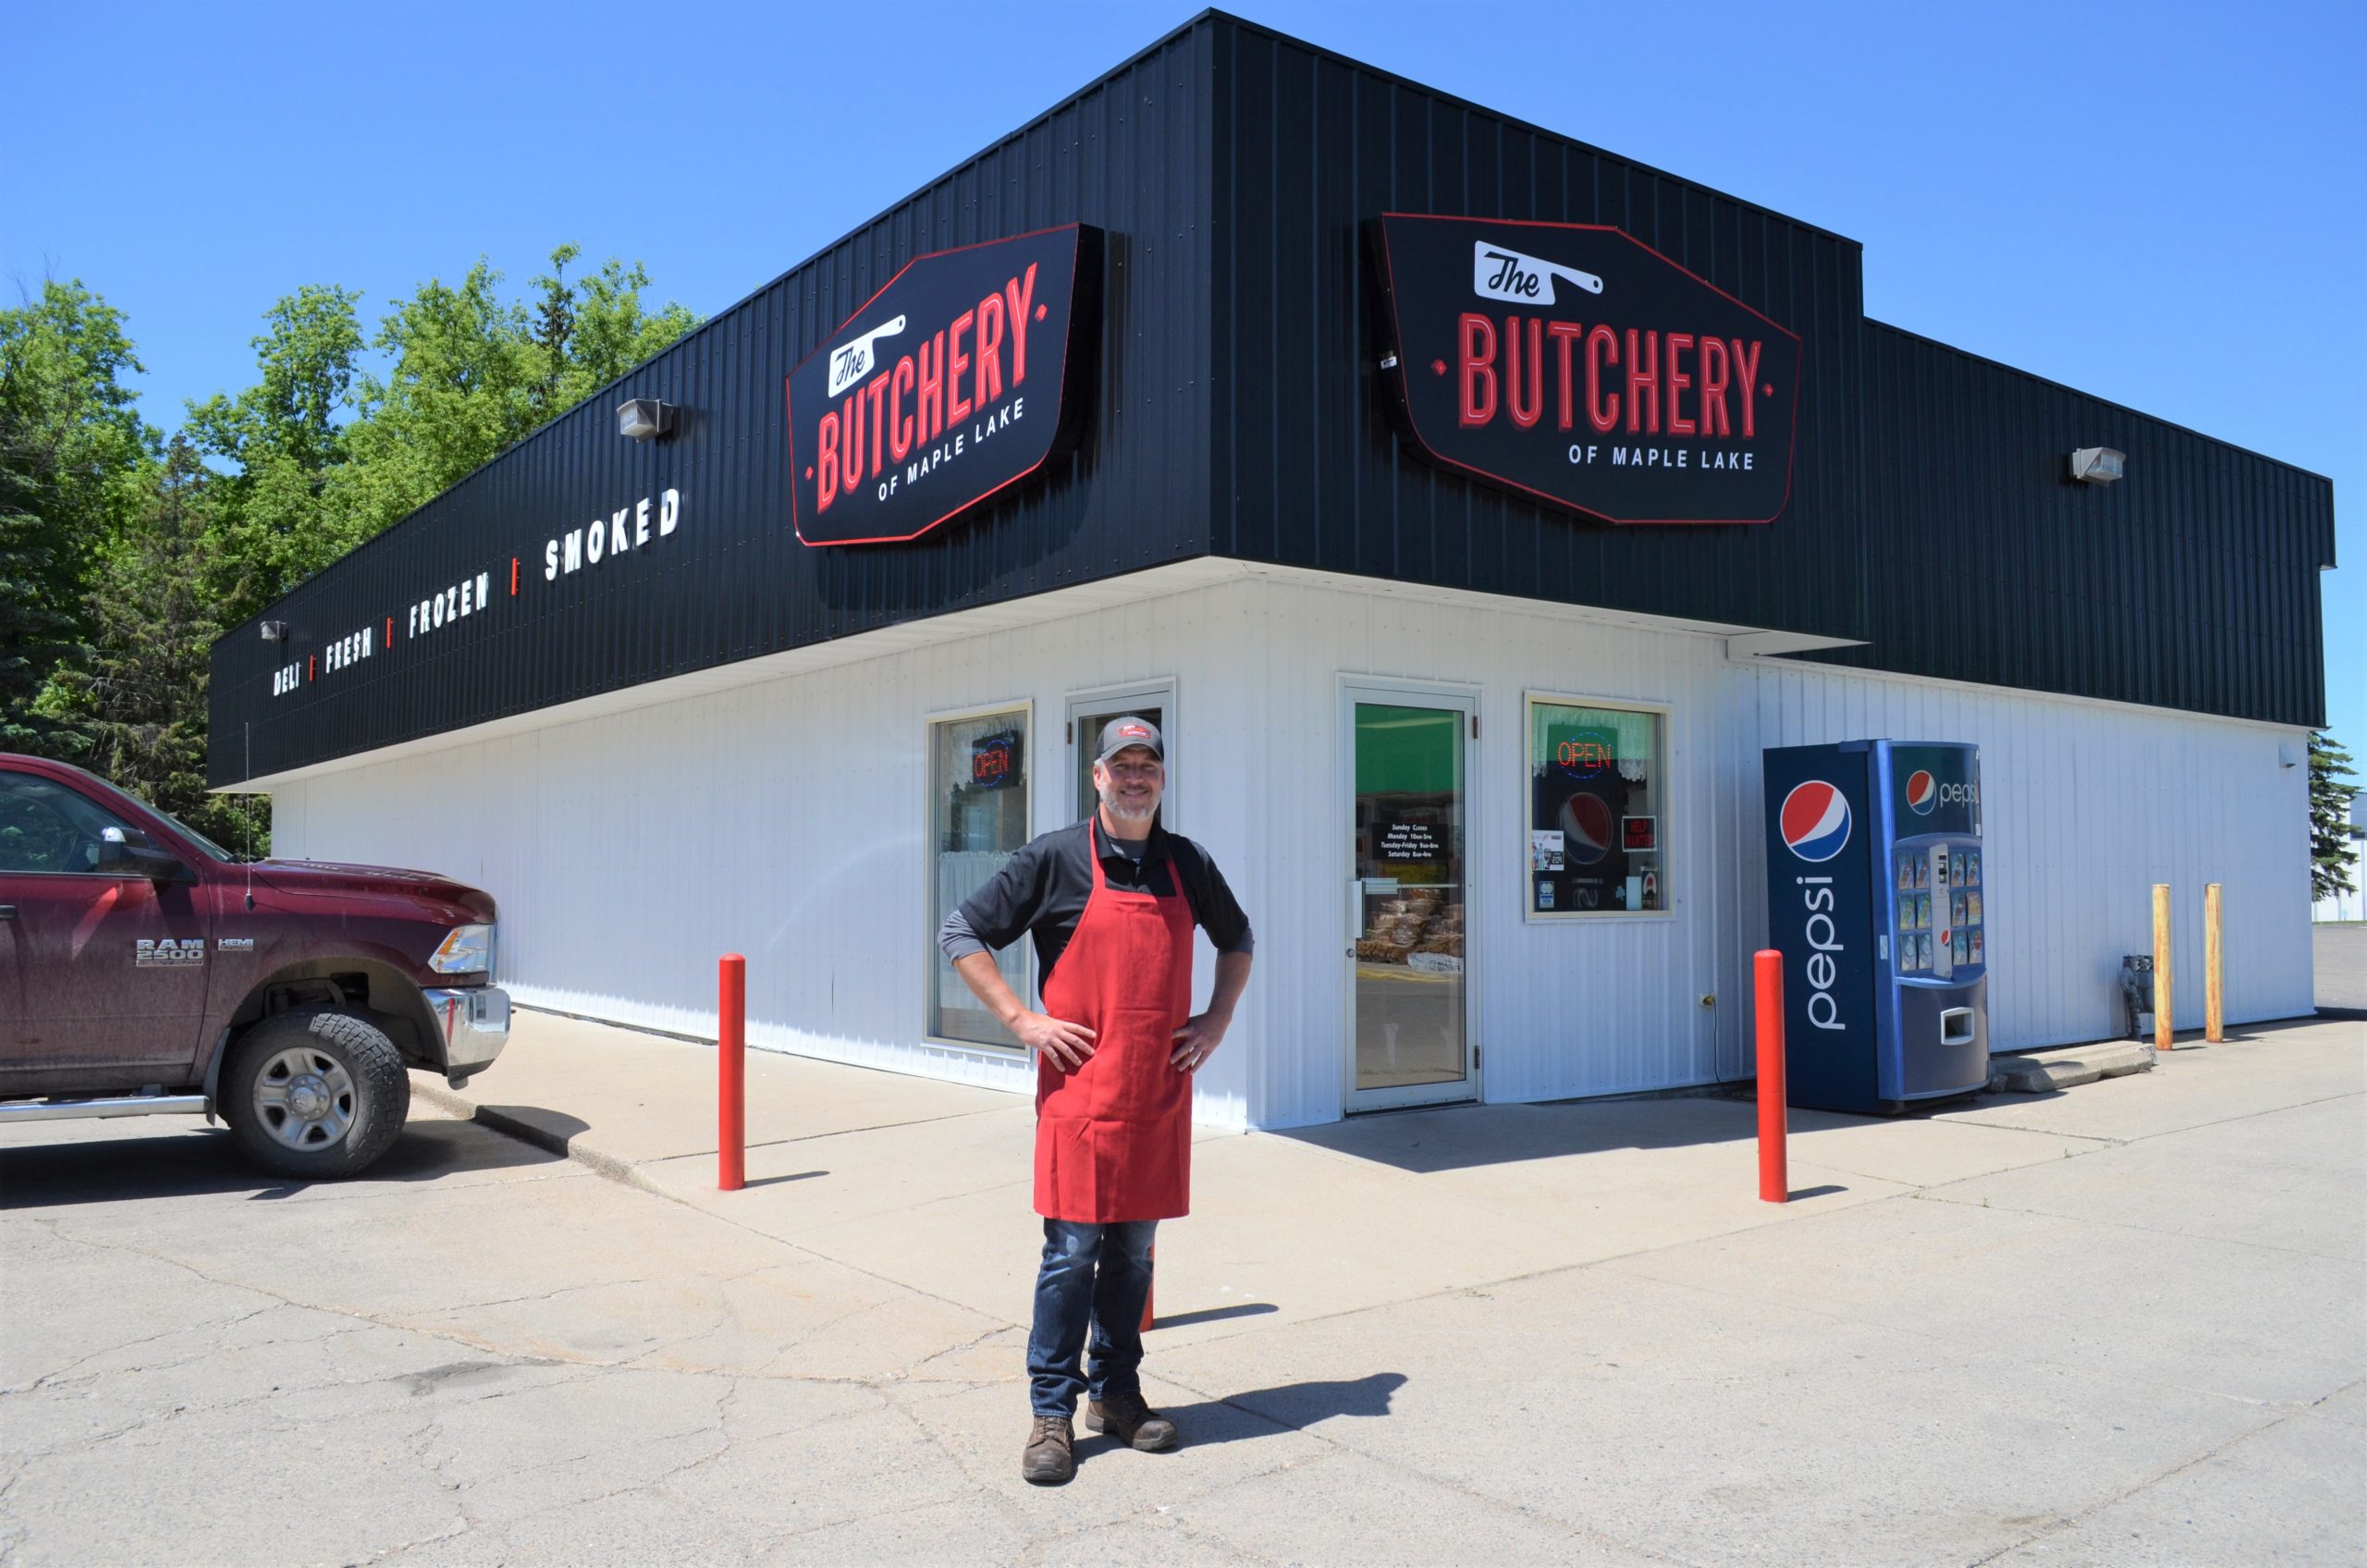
left=937, top=817, right=1253, bottom=986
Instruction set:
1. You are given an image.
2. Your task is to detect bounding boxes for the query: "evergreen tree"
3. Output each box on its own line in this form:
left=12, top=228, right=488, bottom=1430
left=0, top=278, right=159, bottom=758
left=0, top=453, right=80, bottom=753
left=2311, top=730, right=2359, bottom=904
left=46, top=435, right=251, bottom=848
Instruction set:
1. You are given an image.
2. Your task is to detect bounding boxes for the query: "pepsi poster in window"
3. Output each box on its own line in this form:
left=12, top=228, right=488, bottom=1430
left=789, top=226, right=1101, bottom=546
left=1535, top=775, right=1627, bottom=911
left=1369, top=214, right=1800, bottom=525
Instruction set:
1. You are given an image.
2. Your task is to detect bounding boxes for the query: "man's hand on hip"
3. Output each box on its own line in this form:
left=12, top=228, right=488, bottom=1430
left=1170, top=1011, right=1231, bottom=1072
left=1014, top=1011, right=1097, bottom=1071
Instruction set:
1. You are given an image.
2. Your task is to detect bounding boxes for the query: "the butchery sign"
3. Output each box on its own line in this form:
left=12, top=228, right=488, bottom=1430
left=1369, top=214, right=1800, bottom=525
left=790, top=226, right=1100, bottom=545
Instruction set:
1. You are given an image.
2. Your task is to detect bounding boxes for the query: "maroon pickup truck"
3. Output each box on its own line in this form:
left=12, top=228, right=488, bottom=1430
left=0, top=753, right=509, bottom=1178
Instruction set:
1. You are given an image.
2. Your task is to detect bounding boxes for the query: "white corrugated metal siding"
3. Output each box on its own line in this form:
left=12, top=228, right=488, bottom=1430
left=270, top=564, right=2316, bottom=1132
left=272, top=575, right=1265, bottom=1129
left=1717, top=658, right=2314, bottom=1077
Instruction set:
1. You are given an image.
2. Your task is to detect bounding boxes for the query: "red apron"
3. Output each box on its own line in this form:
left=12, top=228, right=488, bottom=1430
left=1033, top=822, right=1197, bottom=1222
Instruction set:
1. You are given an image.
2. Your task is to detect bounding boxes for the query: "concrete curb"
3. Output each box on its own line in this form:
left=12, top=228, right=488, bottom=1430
left=412, top=1077, right=656, bottom=1192
left=1987, top=1040, right=2157, bottom=1094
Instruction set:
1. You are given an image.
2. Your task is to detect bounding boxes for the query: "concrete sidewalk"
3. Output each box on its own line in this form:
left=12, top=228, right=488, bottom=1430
left=420, top=1007, right=2366, bottom=1357
left=418, top=1011, right=2133, bottom=1342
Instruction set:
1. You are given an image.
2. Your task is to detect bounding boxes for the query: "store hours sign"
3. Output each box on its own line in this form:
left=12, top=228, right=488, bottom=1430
left=788, top=226, right=1101, bottom=545
left=1369, top=214, right=1801, bottom=525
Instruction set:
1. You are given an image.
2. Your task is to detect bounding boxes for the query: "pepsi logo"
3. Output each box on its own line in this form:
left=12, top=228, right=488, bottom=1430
left=1558, top=792, right=1614, bottom=865
left=1780, top=780, right=1852, bottom=863
left=1905, top=769, right=1937, bottom=815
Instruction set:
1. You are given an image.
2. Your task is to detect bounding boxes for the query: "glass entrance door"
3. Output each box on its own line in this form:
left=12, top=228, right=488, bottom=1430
left=1346, top=690, right=1475, bottom=1110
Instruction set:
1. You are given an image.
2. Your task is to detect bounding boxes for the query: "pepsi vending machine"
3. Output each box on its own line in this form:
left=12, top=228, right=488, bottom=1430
left=1762, top=741, right=1989, bottom=1114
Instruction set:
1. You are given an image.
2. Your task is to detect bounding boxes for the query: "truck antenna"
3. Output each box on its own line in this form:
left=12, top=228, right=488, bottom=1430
left=243, top=721, right=256, bottom=911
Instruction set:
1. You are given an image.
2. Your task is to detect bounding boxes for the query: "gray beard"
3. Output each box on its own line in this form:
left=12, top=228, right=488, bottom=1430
left=1100, top=789, right=1158, bottom=827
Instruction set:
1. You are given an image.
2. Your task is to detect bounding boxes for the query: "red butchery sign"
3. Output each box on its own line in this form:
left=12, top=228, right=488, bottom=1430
left=1370, top=214, right=1801, bottom=525
left=788, top=226, right=1101, bottom=545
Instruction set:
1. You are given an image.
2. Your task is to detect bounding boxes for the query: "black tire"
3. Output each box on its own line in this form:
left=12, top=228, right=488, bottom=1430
left=221, top=1010, right=411, bottom=1179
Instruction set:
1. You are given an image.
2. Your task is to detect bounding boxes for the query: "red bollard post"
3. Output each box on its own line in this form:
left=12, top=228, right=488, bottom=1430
left=1755, top=949, right=1788, bottom=1204
left=1141, top=1245, right=1156, bottom=1333
left=717, top=954, right=745, bottom=1192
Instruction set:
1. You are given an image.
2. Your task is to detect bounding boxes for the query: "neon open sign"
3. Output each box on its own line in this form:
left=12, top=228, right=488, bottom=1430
left=1556, top=726, right=1618, bottom=779
left=972, top=733, right=1019, bottom=790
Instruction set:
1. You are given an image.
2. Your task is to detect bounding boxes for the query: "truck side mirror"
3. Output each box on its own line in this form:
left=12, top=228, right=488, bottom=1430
left=96, top=827, right=192, bottom=883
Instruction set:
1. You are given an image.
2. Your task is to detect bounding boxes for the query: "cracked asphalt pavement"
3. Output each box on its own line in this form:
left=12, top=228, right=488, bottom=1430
left=5, top=1019, right=2364, bottom=1567
left=0, top=1109, right=1061, bottom=1566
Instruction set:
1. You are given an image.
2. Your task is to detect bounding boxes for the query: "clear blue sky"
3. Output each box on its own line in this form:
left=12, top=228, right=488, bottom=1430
left=11, top=0, right=2361, bottom=752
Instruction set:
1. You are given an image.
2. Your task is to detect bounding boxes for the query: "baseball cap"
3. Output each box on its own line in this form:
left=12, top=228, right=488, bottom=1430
left=1094, top=716, right=1164, bottom=766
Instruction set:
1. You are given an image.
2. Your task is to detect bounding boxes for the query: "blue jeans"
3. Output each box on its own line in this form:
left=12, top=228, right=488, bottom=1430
left=1026, top=1219, right=1158, bottom=1418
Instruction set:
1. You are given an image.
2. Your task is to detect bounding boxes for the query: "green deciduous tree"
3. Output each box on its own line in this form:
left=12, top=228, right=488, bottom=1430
left=184, top=285, right=366, bottom=625
left=5, top=249, right=695, bottom=840
left=534, top=246, right=702, bottom=414
left=2311, top=730, right=2360, bottom=904
left=316, top=246, right=699, bottom=557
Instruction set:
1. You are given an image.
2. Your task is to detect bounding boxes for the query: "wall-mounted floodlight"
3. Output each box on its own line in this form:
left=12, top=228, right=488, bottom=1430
left=2069, top=447, right=2126, bottom=485
left=617, top=398, right=677, bottom=442
left=260, top=620, right=288, bottom=643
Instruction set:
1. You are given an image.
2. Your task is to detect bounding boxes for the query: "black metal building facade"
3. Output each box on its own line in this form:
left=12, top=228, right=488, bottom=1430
left=209, top=11, right=2335, bottom=789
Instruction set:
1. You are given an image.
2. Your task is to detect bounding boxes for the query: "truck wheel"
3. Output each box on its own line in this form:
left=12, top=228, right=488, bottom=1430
left=222, top=1011, right=411, bottom=1179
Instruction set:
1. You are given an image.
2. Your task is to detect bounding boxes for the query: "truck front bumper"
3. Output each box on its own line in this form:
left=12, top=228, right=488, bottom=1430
left=423, top=985, right=510, bottom=1078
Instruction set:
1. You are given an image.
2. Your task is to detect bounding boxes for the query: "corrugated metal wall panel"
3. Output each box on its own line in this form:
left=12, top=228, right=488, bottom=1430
left=1194, top=576, right=1732, bottom=1126
left=1207, top=18, right=1875, bottom=651
left=272, top=576, right=1266, bottom=1129
left=276, top=563, right=2315, bottom=1128
left=1825, top=323, right=2333, bottom=728
left=215, top=13, right=2333, bottom=798
left=210, top=23, right=1221, bottom=789
left=1718, top=657, right=2314, bottom=1070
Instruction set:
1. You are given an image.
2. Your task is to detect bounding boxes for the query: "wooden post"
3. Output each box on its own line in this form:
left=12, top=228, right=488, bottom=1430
left=2204, top=883, right=2224, bottom=1044
left=2152, top=885, right=2173, bottom=1052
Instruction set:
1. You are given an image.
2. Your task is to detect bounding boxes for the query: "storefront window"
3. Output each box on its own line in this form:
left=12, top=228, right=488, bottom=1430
left=930, top=709, right=1031, bottom=1047
left=1527, top=697, right=1666, bottom=916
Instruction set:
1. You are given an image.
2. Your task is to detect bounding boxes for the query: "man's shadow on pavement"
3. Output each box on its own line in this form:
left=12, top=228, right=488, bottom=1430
left=1093, top=1372, right=1406, bottom=1453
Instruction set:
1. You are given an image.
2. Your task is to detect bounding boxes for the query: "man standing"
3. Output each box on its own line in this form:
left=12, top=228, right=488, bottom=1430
left=939, top=717, right=1253, bottom=1486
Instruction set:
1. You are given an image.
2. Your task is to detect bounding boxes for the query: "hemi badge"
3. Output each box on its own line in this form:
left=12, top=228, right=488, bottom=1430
left=218, top=937, right=256, bottom=952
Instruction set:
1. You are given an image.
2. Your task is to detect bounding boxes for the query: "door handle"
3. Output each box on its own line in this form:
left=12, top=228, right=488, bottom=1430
left=0, top=905, right=15, bottom=920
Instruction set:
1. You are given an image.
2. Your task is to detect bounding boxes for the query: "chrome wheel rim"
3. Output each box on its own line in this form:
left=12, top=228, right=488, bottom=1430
left=251, top=1046, right=356, bottom=1152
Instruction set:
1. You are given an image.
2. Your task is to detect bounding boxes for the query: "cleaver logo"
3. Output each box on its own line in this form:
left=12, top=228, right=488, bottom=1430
left=827, top=315, right=909, bottom=398
left=1472, top=240, right=1602, bottom=306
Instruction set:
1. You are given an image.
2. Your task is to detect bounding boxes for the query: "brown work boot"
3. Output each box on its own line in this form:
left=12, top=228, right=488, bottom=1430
left=1021, top=1415, right=1075, bottom=1485
left=1085, top=1391, right=1178, bottom=1452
